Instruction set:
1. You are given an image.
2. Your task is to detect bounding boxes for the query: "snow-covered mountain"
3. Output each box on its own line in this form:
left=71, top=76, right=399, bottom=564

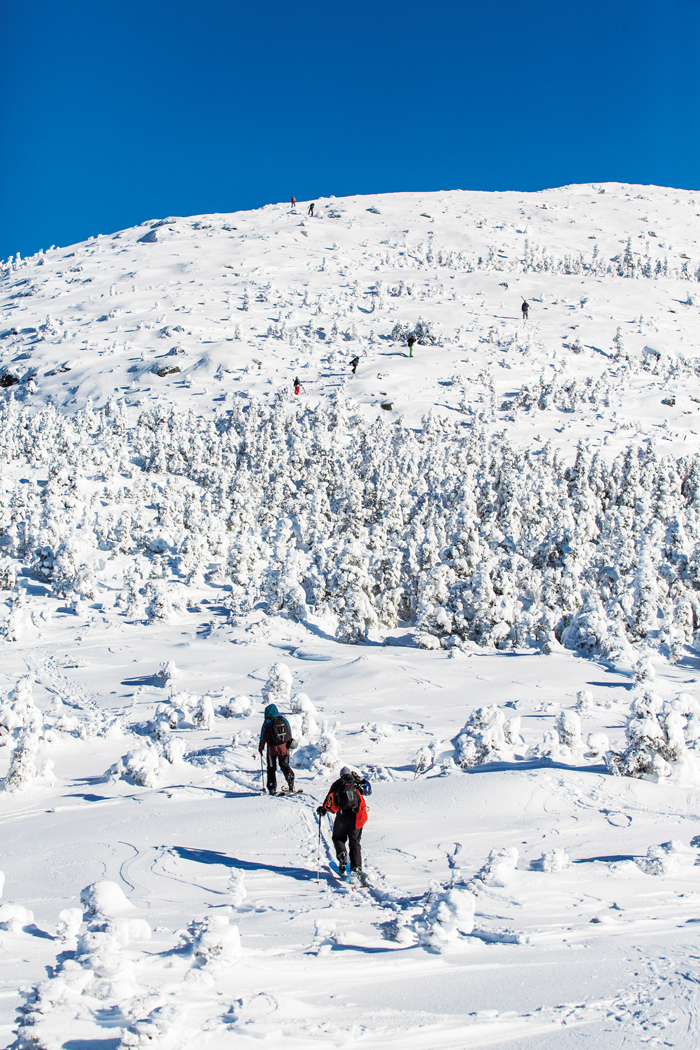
left=3, top=182, right=700, bottom=455
left=2, top=185, right=700, bottom=1050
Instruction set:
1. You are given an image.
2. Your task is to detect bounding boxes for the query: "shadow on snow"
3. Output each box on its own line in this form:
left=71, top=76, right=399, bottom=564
left=170, top=845, right=323, bottom=883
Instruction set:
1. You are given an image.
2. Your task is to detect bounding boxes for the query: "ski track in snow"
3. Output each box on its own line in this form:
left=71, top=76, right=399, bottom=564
left=2, top=184, right=700, bottom=1047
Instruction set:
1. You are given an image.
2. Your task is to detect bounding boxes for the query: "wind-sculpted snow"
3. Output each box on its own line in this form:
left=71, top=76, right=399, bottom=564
left=2, top=394, right=700, bottom=659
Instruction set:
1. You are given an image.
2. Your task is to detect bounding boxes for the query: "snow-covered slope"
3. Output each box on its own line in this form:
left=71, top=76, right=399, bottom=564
left=2, top=185, right=700, bottom=1050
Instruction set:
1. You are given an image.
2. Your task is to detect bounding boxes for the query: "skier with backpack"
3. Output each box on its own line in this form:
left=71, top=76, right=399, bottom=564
left=258, top=704, right=297, bottom=794
left=316, top=767, right=371, bottom=879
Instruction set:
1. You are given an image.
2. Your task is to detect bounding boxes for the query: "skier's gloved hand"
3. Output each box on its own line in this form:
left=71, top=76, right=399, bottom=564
left=316, top=805, right=326, bottom=816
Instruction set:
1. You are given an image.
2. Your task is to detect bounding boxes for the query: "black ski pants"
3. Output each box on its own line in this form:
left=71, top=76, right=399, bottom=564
left=267, top=751, right=294, bottom=793
left=332, top=810, right=363, bottom=870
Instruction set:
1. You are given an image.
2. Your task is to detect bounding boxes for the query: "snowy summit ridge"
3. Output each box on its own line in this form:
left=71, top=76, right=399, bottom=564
left=2, top=181, right=700, bottom=452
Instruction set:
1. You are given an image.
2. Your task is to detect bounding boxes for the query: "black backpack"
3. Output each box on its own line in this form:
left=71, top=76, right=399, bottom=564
left=336, top=776, right=360, bottom=811
left=271, top=715, right=292, bottom=745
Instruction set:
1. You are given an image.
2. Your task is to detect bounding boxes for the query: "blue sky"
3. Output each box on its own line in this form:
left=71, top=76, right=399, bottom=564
left=1, top=0, right=698, bottom=259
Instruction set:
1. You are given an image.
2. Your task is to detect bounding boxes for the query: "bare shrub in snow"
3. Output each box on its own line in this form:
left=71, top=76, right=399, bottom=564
left=14, top=880, right=151, bottom=1048
left=150, top=703, right=180, bottom=738
left=162, top=736, right=186, bottom=764
left=607, top=691, right=700, bottom=779
left=291, top=719, right=339, bottom=774
left=145, top=581, right=187, bottom=621
left=156, top=660, right=178, bottom=684
left=289, top=692, right=317, bottom=715
left=576, top=689, right=595, bottom=715
left=586, top=732, right=610, bottom=757
left=634, top=655, right=656, bottom=683
left=634, top=840, right=691, bottom=876
left=182, top=913, right=241, bottom=968
left=261, top=662, right=293, bottom=706
left=56, top=907, right=83, bottom=945
left=413, top=883, right=476, bottom=950
left=192, top=695, right=216, bottom=730
left=455, top=707, right=522, bottom=767
left=223, top=693, right=252, bottom=717
left=556, top=709, right=583, bottom=749
left=0, top=899, right=34, bottom=932
left=413, top=738, right=441, bottom=775
left=4, top=732, right=39, bottom=792
left=107, top=737, right=184, bottom=788
left=470, top=847, right=519, bottom=889
left=390, top=318, right=443, bottom=346
left=0, top=675, right=42, bottom=745
left=530, top=849, right=570, bottom=872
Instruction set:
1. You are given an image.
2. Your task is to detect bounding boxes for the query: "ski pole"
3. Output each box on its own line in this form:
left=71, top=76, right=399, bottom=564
left=316, top=814, right=322, bottom=884
left=260, top=752, right=266, bottom=794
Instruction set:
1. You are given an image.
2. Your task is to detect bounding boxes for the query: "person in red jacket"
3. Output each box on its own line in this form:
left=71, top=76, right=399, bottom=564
left=316, top=767, right=371, bottom=877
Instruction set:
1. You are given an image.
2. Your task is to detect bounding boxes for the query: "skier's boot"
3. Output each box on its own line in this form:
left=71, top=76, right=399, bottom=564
left=350, top=867, right=363, bottom=886
left=337, top=851, right=348, bottom=877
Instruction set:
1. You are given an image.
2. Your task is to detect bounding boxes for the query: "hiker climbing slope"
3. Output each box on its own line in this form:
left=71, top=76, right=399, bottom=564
left=317, top=766, right=371, bottom=877
left=258, top=704, right=296, bottom=794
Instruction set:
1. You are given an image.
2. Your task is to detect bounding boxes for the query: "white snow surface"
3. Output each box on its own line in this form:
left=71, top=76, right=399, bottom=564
left=2, top=184, right=700, bottom=1048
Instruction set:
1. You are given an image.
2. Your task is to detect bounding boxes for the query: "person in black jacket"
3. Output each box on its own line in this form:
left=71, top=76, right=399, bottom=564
left=258, top=704, right=295, bottom=794
left=316, top=767, right=371, bottom=876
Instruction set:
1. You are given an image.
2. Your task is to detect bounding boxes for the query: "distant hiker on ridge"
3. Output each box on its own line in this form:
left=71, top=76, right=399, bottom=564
left=317, top=766, right=372, bottom=879
left=291, top=196, right=296, bottom=209
left=293, top=376, right=301, bottom=395
left=407, top=335, right=416, bottom=358
left=350, top=356, right=360, bottom=375
left=521, top=299, right=529, bottom=321
left=308, top=203, right=315, bottom=216
left=258, top=704, right=296, bottom=794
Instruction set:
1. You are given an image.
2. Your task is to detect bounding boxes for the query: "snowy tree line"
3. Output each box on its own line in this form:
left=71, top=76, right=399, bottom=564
left=1, top=393, right=700, bottom=656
